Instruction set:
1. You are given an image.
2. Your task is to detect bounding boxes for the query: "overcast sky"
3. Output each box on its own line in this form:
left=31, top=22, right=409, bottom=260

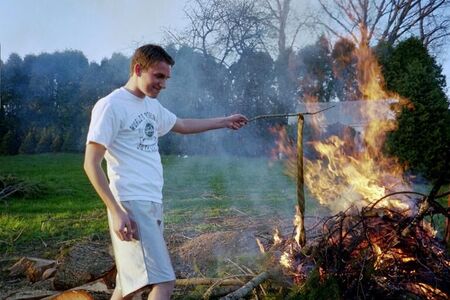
left=1, top=0, right=449, bottom=95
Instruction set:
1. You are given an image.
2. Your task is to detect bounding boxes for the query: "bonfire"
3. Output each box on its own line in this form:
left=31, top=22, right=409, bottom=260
left=264, top=26, right=450, bottom=300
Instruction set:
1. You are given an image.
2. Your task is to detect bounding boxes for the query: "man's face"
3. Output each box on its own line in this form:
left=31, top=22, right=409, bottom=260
left=137, top=61, right=171, bottom=98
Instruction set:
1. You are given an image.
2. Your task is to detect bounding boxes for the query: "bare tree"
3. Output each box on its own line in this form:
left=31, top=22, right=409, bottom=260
left=316, top=0, right=450, bottom=49
left=165, top=0, right=271, bottom=65
left=261, top=0, right=311, bottom=57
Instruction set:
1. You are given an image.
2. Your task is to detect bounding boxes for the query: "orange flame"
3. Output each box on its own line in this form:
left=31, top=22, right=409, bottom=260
left=273, top=26, right=413, bottom=214
left=273, top=228, right=282, bottom=245
left=280, top=251, right=292, bottom=269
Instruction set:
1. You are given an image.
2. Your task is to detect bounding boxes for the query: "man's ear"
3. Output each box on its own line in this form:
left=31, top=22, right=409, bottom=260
left=134, top=64, right=141, bottom=76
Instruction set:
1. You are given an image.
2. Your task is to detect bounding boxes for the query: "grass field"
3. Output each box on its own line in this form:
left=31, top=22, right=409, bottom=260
left=1, top=153, right=447, bottom=258
left=0, top=153, right=305, bottom=256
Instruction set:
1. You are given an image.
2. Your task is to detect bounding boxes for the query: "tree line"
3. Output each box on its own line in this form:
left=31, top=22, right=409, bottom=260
left=0, top=38, right=353, bottom=156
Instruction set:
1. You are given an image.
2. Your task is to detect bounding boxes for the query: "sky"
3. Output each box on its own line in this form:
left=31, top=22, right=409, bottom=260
left=0, top=0, right=189, bottom=62
left=0, top=0, right=449, bottom=95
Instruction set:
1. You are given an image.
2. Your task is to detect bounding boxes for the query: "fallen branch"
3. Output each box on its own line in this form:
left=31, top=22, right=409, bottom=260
left=220, top=271, right=270, bottom=300
left=202, top=286, right=241, bottom=299
left=175, top=276, right=251, bottom=287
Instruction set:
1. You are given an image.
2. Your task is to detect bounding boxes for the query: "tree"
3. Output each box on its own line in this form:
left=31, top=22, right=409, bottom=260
left=36, top=127, right=53, bottom=153
left=158, top=45, right=234, bottom=155
left=331, top=37, right=360, bottom=101
left=227, top=50, right=284, bottom=155
left=0, top=53, right=27, bottom=151
left=0, top=129, right=20, bottom=155
left=19, top=129, right=37, bottom=154
left=167, top=0, right=271, bottom=65
left=261, top=0, right=311, bottom=58
left=293, top=35, right=336, bottom=102
left=380, top=37, right=450, bottom=181
left=316, top=0, right=450, bottom=49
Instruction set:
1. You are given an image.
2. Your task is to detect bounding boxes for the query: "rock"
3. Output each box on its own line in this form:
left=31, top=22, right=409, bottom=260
left=53, top=242, right=114, bottom=290
left=8, top=257, right=56, bottom=283
left=71, top=277, right=111, bottom=293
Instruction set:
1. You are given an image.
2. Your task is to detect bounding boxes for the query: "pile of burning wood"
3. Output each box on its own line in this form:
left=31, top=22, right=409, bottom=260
left=269, top=187, right=450, bottom=300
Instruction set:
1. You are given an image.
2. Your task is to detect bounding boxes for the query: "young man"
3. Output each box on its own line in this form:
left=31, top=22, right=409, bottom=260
left=84, top=44, right=247, bottom=300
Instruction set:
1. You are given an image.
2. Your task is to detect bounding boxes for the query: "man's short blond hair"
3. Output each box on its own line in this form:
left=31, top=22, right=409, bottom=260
left=130, top=44, right=175, bottom=76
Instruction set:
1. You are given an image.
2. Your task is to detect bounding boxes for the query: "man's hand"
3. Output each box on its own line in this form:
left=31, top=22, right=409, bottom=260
left=84, top=142, right=137, bottom=242
left=224, top=114, right=248, bottom=130
left=110, top=207, right=135, bottom=241
left=172, top=114, right=248, bottom=134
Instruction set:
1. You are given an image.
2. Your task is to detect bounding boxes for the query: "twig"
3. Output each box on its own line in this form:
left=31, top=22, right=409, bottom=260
left=39, top=237, right=48, bottom=248
left=13, top=228, right=24, bottom=242
left=230, top=207, right=248, bottom=216
left=435, top=191, right=450, bottom=199
left=248, top=106, right=336, bottom=122
left=226, top=258, right=255, bottom=275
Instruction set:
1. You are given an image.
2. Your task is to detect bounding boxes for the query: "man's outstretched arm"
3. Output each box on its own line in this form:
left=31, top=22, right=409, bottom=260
left=83, top=142, right=134, bottom=241
left=171, top=114, right=247, bottom=134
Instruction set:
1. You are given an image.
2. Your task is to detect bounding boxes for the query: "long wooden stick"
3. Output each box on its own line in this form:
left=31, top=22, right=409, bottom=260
left=297, top=115, right=306, bottom=247
left=248, top=105, right=335, bottom=122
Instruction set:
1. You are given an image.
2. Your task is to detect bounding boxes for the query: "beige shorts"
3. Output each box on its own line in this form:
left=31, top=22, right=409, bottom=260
left=107, top=200, right=175, bottom=297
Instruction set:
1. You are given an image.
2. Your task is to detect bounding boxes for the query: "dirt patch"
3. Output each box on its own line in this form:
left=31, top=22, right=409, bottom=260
left=171, top=230, right=262, bottom=277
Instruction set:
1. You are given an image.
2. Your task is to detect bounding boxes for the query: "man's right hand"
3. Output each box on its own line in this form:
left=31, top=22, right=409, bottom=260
left=111, top=207, right=135, bottom=241
left=84, top=142, right=136, bottom=242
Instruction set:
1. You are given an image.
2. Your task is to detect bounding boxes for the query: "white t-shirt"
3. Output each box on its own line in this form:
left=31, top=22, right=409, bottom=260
left=86, top=87, right=177, bottom=203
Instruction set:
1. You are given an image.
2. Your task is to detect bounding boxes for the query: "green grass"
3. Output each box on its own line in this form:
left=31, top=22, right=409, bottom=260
left=0, top=153, right=301, bottom=256
left=0, top=154, right=107, bottom=255
left=2, top=153, right=447, bottom=256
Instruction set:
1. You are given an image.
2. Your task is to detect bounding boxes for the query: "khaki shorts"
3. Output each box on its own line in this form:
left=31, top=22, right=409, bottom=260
left=107, top=200, right=175, bottom=297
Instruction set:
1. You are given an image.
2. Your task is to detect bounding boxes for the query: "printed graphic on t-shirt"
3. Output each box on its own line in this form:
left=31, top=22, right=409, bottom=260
left=129, top=112, right=158, bottom=152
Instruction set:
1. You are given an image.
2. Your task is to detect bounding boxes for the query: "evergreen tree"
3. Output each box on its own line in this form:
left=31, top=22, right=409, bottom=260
left=380, top=37, right=450, bottom=181
left=51, top=130, right=63, bottom=152
left=0, top=130, right=20, bottom=155
left=36, top=128, right=53, bottom=153
left=331, top=38, right=359, bottom=101
left=294, top=35, right=335, bottom=102
left=19, top=129, right=37, bottom=154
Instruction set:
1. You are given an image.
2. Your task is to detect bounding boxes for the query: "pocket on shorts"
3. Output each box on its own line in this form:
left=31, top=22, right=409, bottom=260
left=124, top=201, right=164, bottom=235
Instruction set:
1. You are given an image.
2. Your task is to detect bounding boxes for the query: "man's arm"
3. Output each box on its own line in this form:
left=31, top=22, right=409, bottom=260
left=83, top=142, right=134, bottom=241
left=171, top=114, right=247, bottom=134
